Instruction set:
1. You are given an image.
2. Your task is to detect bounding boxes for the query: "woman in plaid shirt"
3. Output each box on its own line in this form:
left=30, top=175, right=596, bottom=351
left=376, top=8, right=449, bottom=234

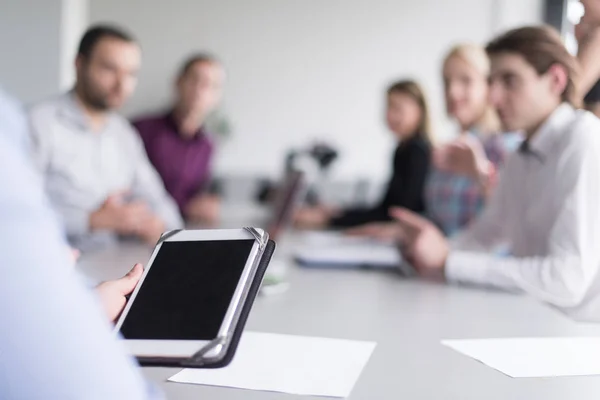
left=425, top=44, right=520, bottom=237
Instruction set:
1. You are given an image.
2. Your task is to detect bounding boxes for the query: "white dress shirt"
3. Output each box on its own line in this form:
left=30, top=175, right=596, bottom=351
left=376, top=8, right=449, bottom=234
left=28, top=92, right=183, bottom=249
left=0, top=89, right=162, bottom=400
left=446, top=104, right=600, bottom=321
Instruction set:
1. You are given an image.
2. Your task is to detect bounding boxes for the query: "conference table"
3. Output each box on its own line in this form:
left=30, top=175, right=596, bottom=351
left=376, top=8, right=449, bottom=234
left=78, top=222, right=600, bottom=399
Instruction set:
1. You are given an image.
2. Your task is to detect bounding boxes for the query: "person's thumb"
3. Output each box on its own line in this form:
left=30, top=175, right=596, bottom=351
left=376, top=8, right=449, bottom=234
left=105, top=194, right=121, bottom=207
left=70, top=248, right=80, bottom=264
left=105, top=189, right=131, bottom=207
left=116, top=263, right=144, bottom=294
left=389, top=207, right=427, bottom=230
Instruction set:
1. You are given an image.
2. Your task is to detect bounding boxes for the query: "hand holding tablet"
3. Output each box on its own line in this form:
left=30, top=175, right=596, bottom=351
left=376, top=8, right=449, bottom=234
left=114, top=228, right=276, bottom=368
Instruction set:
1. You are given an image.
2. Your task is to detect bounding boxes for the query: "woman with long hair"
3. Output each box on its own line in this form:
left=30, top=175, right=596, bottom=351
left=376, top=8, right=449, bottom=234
left=295, top=79, right=433, bottom=229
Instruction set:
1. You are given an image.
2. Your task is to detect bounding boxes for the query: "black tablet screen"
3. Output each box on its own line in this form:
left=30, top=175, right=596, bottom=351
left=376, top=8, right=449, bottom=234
left=120, top=239, right=255, bottom=340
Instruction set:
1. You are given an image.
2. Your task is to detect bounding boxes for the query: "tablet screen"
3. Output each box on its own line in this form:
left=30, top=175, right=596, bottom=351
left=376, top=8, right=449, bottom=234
left=120, top=239, right=255, bottom=340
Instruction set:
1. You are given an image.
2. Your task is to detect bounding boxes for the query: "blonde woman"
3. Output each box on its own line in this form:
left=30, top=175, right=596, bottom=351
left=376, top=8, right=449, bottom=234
left=425, top=44, right=520, bottom=236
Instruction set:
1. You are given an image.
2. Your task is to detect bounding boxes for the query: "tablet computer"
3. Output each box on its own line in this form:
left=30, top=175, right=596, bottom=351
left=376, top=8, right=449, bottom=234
left=114, top=228, right=268, bottom=364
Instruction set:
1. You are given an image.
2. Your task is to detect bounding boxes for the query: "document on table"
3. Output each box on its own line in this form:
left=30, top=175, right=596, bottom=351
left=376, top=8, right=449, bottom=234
left=294, top=231, right=406, bottom=271
left=442, top=337, right=600, bottom=378
left=169, top=331, right=377, bottom=398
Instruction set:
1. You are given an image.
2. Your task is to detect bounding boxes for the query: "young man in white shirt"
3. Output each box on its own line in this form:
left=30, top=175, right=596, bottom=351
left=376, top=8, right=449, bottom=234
left=392, top=26, right=600, bottom=321
left=29, top=25, right=183, bottom=250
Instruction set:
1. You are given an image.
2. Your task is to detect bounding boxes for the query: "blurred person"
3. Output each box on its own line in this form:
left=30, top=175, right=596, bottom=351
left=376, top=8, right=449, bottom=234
left=344, top=45, right=519, bottom=240
left=577, top=0, right=600, bottom=116
left=0, top=86, right=30, bottom=150
left=133, top=54, right=224, bottom=225
left=28, top=25, right=182, bottom=250
left=424, top=44, right=520, bottom=237
left=0, top=86, right=161, bottom=399
left=393, top=26, right=600, bottom=321
left=295, top=80, right=432, bottom=229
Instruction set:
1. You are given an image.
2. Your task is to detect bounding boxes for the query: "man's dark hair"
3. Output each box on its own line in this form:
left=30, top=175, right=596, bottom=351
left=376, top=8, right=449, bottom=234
left=178, top=53, right=220, bottom=78
left=77, top=24, right=136, bottom=59
left=486, top=25, right=580, bottom=106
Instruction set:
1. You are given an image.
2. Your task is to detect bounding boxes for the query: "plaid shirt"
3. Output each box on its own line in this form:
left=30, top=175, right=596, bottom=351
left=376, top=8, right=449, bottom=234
left=425, top=132, right=521, bottom=237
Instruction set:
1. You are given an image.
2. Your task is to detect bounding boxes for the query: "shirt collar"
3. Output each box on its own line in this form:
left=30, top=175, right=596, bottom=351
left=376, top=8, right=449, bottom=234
left=58, top=90, right=116, bottom=133
left=525, top=103, right=576, bottom=160
left=166, top=110, right=207, bottom=141
left=466, top=127, right=482, bottom=137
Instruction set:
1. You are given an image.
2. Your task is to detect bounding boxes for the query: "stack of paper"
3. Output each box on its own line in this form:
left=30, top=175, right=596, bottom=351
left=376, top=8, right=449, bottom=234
left=169, top=331, right=377, bottom=397
left=294, top=231, right=405, bottom=271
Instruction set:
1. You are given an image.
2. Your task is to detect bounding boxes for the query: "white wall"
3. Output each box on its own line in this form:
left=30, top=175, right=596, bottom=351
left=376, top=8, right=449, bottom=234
left=0, top=0, right=89, bottom=103
left=0, top=0, right=63, bottom=103
left=491, top=0, right=545, bottom=33
left=90, top=0, right=542, bottom=181
left=60, top=0, right=90, bottom=90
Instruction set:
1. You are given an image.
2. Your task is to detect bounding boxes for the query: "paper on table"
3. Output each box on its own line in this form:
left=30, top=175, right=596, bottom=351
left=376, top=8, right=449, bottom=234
left=299, top=231, right=388, bottom=245
left=296, top=244, right=402, bottom=267
left=169, top=331, right=376, bottom=398
left=294, top=231, right=403, bottom=270
left=442, top=337, right=600, bottom=378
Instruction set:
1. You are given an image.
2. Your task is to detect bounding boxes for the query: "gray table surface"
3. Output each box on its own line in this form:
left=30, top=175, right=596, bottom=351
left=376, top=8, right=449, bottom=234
left=78, top=232, right=600, bottom=400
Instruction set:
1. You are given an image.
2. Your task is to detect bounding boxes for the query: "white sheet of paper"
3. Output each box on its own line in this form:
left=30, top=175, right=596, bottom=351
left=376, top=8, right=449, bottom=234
left=169, top=332, right=376, bottom=397
left=296, top=244, right=401, bottom=266
left=442, top=337, right=600, bottom=378
left=295, top=231, right=402, bottom=268
left=299, top=231, right=395, bottom=246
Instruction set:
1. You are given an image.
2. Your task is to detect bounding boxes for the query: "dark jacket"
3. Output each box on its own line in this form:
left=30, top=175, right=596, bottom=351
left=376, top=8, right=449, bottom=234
left=330, top=135, right=431, bottom=228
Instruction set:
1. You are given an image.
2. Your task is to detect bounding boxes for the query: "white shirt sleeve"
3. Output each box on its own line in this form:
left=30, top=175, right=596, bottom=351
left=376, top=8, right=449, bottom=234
left=0, top=103, right=162, bottom=400
left=446, top=132, right=600, bottom=310
left=126, top=124, right=184, bottom=230
left=27, top=107, right=92, bottom=237
left=27, top=106, right=54, bottom=173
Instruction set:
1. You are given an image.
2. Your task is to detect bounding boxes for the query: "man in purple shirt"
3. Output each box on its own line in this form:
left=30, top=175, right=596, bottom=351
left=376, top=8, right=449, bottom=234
left=133, top=54, right=225, bottom=225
